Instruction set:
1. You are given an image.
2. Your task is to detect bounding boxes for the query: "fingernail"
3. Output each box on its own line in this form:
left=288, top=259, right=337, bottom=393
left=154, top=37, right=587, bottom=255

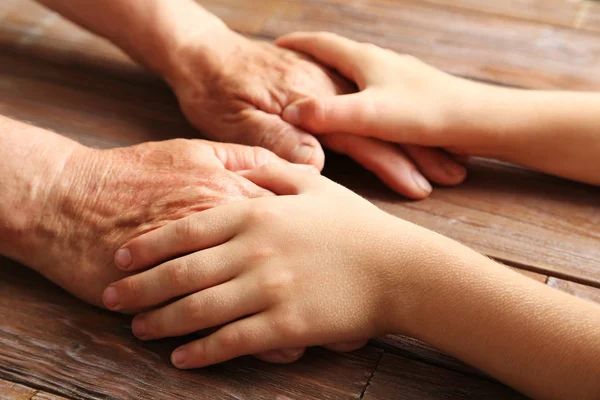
left=280, top=347, right=305, bottom=358
left=412, top=170, right=432, bottom=194
left=102, top=286, right=120, bottom=310
left=132, top=317, right=147, bottom=338
left=283, top=105, right=300, bottom=124
left=115, top=248, right=132, bottom=269
left=172, top=348, right=188, bottom=367
left=289, top=163, right=320, bottom=174
left=291, top=145, right=315, bottom=164
left=443, top=161, right=467, bottom=179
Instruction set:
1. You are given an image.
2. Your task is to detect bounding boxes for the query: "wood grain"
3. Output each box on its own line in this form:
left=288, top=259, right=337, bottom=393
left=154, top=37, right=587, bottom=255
left=547, top=277, right=600, bottom=304
left=0, top=258, right=381, bottom=400
left=31, top=394, right=71, bottom=400
left=3, top=0, right=600, bottom=91
left=0, top=378, right=71, bottom=400
left=257, top=0, right=600, bottom=90
left=361, top=353, right=526, bottom=399
left=510, top=267, right=547, bottom=283
left=420, top=0, right=584, bottom=29
left=0, top=378, right=38, bottom=400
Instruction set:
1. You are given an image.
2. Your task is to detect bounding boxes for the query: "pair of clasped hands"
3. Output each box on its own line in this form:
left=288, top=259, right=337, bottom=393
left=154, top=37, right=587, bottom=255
left=101, top=32, right=470, bottom=367
left=102, top=32, right=600, bottom=375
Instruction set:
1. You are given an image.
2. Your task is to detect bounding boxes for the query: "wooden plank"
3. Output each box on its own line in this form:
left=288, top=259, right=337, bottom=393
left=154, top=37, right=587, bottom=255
left=2, top=0, right=600, bottom=90
left=371, top=336, right=486, bottom=380
left=258, top=0, right=600, bottom=90
left=0, top=258, right=381, bottom=400
left=0, top=0, right=140, bottom=76
left=0, top=378, right=38, bottom=400
left=361, top=353, right=525, bottom=399
left=31, top=394, right=70, bottom=400
left=510, top=267, right=548, bottom=283
left=197, top=0, right=285, bottom=35
left=419, top=0, right=582, bottom=29
left=547, top=278, right=600, bottom=304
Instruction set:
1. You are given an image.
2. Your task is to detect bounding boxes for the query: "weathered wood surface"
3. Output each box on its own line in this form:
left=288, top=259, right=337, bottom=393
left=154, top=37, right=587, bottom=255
left=1, top=0, right=599, bottom=399
left=0, top=377, right=69, bottom=400
left=361, top=354, right=526, bottom=400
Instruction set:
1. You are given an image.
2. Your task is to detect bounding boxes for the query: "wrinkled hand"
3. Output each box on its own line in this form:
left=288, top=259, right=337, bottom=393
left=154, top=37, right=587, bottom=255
left=30, top=139, right=281, bottom=308
left=166, top=28, right=466, bottom=199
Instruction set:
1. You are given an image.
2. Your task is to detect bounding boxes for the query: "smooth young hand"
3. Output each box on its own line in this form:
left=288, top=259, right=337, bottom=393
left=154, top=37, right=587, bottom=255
left=278, top=32, right=600, bottom=187
left=277, top=32, right=487, bottom=155
left=103, top=164, right=429, bottom=368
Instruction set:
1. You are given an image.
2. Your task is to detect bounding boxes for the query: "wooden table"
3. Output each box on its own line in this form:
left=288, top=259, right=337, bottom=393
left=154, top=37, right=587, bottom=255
left=1, top=0, right=600, bottom=398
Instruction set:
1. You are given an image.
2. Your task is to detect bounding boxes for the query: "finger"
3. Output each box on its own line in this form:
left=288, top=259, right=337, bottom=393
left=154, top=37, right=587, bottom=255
left=276, top=32, right=363, bottom=83
left=401, top=145, right=467, bottom=186
left=132, top=277, right=265, bottom=340
left=323, top=340, right=369, bottom=352
left=282, top=92, right=377, bottom=137
left=115, top=204, right=246, bottom=271
left=208, top=141, right=287, bottom=172
left=253, top=348, right=306, bottom=364
left=170, top=313, right=285, bottom=369
left=238, top=163, right=323, bottom=196
left=104, top=244, right=239, bottom=312
left=321, top=135, right=433, bottom=199
left=241, top=110, right=326, bottom=170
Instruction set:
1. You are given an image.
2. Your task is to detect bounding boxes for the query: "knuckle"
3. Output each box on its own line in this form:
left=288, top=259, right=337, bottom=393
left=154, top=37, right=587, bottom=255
left=174, top=217, right=198, bottom=241
left=217, top=328, right=244, bottom=349
left=304, top=98, right=327, bottom=129
left=245, top=245, right=277, bottom=265
left=274, top=312, right=308, bottom=340
left=182, top=295, right=205, bottom=320
left=259, top=269, right=295, bottom=299
left=166, top=260, right=191, bottom=288
left=246, top=205, right=281, bottom=226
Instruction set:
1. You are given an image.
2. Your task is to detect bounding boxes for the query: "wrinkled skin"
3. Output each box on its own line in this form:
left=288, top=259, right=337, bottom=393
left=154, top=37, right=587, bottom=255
left=29, top=139, right=279, bottom=308
left=171, top=32, right=348, bottom=169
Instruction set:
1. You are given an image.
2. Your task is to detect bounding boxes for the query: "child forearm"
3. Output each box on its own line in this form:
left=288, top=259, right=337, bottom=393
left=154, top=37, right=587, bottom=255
left=390, top=229, right=600, bottom=400
left=454, top=85, right=600, bottom=186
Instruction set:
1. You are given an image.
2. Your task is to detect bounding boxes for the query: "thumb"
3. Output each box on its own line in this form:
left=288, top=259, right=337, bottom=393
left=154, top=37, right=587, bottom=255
left=238, top=163, right=321, bottom=196
left=209, top=141, right=288, bottom=172
left=282, top=93, right=375, bottom=137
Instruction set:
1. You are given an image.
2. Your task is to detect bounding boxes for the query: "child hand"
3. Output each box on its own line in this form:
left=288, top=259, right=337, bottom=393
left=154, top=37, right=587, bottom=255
left=277, top=32, right=486, bottom=167
left=102, top=164, right=427, bottom=368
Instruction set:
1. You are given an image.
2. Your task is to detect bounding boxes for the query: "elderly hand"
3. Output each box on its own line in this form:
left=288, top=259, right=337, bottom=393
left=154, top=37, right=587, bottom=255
left=164, top=28, right=467, bottom=199
left=25, top=139, right=281, bottom=309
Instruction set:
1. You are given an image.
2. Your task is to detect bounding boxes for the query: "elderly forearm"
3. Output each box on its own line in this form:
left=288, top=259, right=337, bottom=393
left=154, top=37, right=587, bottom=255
left=34, top=0, right=226, bottom=78
left=0, top=116, right=81, bottom=263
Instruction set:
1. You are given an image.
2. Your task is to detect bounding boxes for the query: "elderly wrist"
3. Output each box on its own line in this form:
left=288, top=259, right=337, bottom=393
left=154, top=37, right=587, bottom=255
left=3, top=142, right=93, bottom=271
left=150, top=9, right=233, bottom=88
left=162, top=26, right=246, bottom=91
